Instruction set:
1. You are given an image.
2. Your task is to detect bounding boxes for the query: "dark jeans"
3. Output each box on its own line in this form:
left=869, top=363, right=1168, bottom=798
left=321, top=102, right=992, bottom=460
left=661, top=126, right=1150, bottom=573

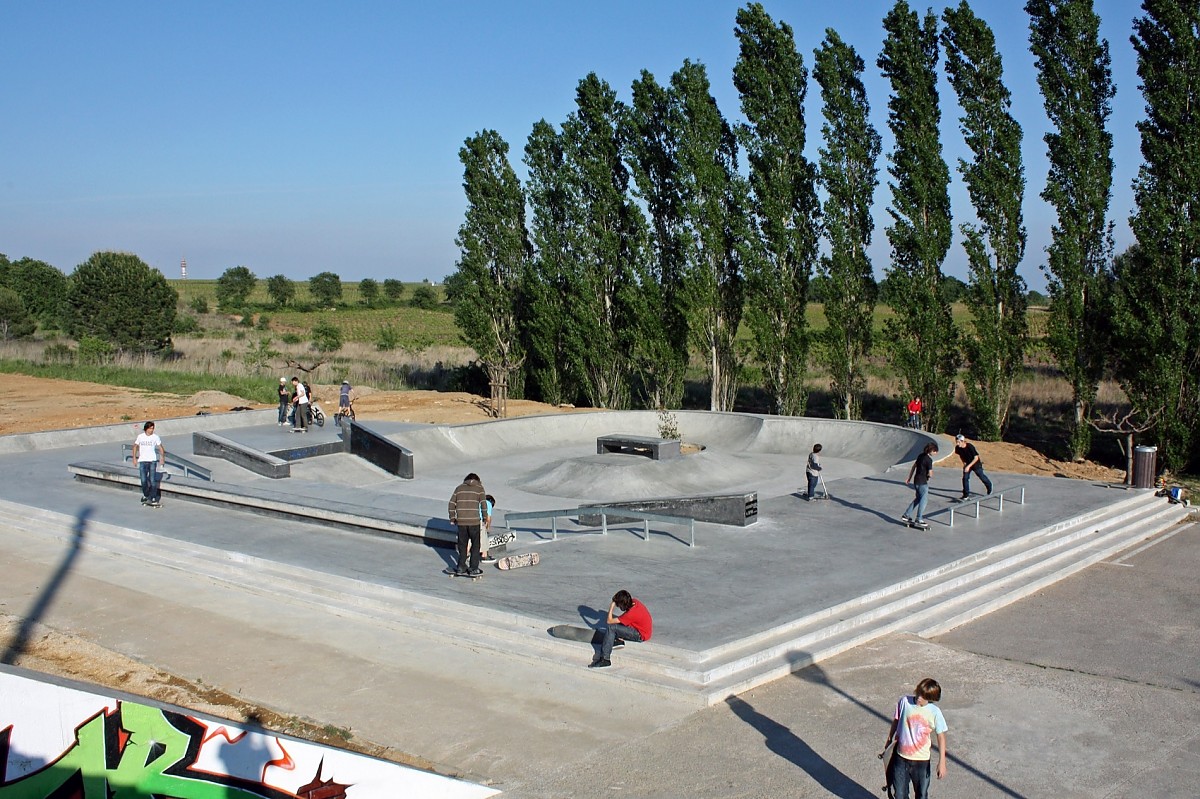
left=600, top=623, right=643, bottom=660
left=962, top=463, right=992, bottom=496
left=890, top=754, right=931, bottom=799
left=278, top=399, right=289, bottom=423
left=806, top=472, right=819, bottom=499
left=456, top=524, right=481, bottom=572
left=138, top=461, right=162, bottom=503
left=907, top=413, right=921, bottom=430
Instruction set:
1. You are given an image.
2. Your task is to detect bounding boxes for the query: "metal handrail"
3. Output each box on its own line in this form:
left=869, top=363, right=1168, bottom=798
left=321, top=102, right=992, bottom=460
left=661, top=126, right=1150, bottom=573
left=943, top=484, right=1026, bottom=528
left=505, top=506, right=697, bottom=548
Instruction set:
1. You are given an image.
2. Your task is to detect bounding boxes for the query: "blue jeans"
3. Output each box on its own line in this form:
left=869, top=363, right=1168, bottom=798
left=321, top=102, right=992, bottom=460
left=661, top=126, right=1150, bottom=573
left=890, top=754, right=931, bottom=799
left=600, top=623, right=643, bottom=660
left=138, top=461, right=162, bottom=503
left=807, top=473, right=819, bottom=499
left=908, top=413, right=921, bottom=430
left=962, top=463, right=992, bottom=497
left=905, top=483, right=929, bottom=522
left=278, top=399, right=289, bottom=424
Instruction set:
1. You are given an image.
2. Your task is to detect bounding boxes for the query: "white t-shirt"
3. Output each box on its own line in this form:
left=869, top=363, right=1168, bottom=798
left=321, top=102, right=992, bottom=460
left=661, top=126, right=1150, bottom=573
left=296, top=382, right=309, bottom=405
left=135, top=432, right=162, bottom=462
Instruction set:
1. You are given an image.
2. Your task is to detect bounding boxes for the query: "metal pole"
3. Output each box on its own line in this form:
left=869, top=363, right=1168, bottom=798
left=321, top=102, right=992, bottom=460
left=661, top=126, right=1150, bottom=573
left=552, top=516, right=558, bottom=541
left=602, top=513, right=608, bottom=536
left=689, top=518, right=695, bottom=548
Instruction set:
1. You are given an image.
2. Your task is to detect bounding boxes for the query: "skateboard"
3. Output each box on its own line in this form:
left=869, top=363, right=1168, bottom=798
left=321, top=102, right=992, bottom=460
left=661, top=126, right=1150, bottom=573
left=548, top=624, right=604, bottom=645
left=905, top=520, right=930, bottom=530
left=496, top=551, right=539, bottom=570
left=443, top=567, right=482, bottom=581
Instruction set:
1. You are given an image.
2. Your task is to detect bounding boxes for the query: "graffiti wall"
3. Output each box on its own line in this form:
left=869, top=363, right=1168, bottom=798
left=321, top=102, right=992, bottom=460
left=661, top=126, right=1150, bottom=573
left=0, top=669, right=499, bottom=799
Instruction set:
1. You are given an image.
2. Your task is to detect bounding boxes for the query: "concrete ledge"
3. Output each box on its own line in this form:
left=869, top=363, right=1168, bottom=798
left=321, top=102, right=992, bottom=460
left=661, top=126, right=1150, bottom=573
left=67, top=461, right=457, bottom=545
left=0, top=409, right=276, bottom=454
left=580, top=493, right=758, bottom=527
left=597, top=433, right=680, bottom=460
left=268, top=439, right=349, bottom=461
left=351, top=421, right=414, bottom=478
left=193, top=431, right=290, bottom=478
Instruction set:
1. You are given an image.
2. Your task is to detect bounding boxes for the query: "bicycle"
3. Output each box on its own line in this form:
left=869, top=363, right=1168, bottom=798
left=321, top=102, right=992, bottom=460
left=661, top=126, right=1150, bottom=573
left=334, top=397, right=356, bottom=424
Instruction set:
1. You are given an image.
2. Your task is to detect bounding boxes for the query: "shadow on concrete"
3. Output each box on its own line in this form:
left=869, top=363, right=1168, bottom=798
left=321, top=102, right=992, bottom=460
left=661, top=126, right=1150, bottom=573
left=2, top=505, right=91, bottom=665
left=577, top=605, right=604, bottom=627
left=725, top=692, right=877, bottom=798
left=796, top=663, right=1029, bottom=799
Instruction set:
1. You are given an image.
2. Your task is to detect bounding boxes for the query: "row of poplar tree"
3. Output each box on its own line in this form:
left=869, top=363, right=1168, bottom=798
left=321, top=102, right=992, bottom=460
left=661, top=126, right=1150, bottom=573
left=446, top=1, right=1200, bottom=473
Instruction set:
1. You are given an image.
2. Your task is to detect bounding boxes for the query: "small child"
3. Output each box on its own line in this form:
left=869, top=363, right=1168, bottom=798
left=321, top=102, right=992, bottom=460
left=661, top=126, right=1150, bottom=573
left=806, top=444, right=823, bottom=501
left=881, top=677, right=948, bottom=799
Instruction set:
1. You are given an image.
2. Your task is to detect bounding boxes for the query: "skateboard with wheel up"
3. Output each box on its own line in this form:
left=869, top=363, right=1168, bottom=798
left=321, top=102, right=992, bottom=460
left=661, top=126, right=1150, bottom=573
left=496, top=551, right=539, bottom=571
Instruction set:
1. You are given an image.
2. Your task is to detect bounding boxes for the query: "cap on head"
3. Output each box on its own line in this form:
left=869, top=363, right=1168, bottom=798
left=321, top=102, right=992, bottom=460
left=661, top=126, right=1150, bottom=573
left=342, top=379, right=350, bottom=384
left=280, top=377, right=286, bottom=384
left=955, top=434, right=965, bottom=441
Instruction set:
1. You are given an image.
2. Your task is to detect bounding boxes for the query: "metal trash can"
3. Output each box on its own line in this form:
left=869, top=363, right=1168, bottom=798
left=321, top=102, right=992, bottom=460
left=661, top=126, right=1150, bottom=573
left=1133, top=445, right=1157, bottom=489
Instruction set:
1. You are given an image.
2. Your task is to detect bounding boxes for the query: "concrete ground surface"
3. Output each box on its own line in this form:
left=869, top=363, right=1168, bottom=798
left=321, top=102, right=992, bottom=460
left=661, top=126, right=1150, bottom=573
left=1, top=411, right=1197, bottom=797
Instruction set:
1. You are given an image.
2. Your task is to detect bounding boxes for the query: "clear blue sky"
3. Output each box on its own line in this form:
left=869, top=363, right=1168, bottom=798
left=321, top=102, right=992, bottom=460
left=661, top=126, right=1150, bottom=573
left=1, top=1, right=1145, bottom=289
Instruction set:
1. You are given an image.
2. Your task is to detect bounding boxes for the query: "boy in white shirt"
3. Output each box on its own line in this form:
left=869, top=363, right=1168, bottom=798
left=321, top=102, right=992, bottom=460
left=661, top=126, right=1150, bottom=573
left=133, top=421, right=165, bottom=507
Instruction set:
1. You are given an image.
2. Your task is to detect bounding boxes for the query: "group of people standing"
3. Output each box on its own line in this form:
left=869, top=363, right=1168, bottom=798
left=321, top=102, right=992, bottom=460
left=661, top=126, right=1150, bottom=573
left=902, top=435, right=993, bottom=528
left=277, top=376, right=311, bottom=432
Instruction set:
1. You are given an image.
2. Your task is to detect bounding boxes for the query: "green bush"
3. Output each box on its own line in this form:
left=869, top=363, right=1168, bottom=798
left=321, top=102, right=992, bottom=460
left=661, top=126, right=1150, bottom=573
left=174, top=314, right=201, bottom=334
left=216, top=266, right=256, bottom=311
left=189, top=296, right=209, bottom=314
left=77, top=336, right=114, bottom=364
left=311, top=320, right=343, bottom=353
left=375, top=323, right=400, bottom=351
left=256, top=314, right=272, bottom=331
left=66, top=251, right=177, bottom=353
left=410, top=285, right=439, bottom=310
left=281, top=332, right=302, bottom=345
left=0, top=287, right=36, bottom=339
left=42, top=342, right=74, bottom=363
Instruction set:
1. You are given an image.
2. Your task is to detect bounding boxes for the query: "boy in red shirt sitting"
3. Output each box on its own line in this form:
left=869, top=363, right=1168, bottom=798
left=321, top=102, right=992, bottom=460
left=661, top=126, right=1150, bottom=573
left=589, top=589, right=652, bottom=668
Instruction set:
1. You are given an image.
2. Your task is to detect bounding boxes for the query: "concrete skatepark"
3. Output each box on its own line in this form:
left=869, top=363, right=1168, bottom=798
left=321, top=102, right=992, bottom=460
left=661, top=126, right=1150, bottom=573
left=0, top=408, right=1196, bottom=797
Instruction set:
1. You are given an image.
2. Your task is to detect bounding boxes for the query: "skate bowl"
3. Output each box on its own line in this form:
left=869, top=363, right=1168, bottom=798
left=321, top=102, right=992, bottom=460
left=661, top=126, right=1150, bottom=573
left=380, top=410, right=942, bottom=502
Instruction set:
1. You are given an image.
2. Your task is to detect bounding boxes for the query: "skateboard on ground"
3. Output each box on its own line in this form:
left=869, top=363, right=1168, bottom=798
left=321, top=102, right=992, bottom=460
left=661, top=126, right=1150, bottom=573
left=905, top=520, right=930, bottom=530
left=443, top=567, right=482, bottom=581
left=548, top=624, right=604, bottom=645
left=496, top=551, right=539, bottom=570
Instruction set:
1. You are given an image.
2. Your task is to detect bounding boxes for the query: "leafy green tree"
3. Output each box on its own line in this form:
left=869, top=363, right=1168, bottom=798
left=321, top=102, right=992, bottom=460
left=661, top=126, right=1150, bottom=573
left=65, top=251, right=177, bottom=353
left=382, top=278, right=405, bottom=304
left=879, top=1, right=958, bottom=433
left=1026, top=0, right=1116, bottom=460
left=0, top=257, right=68, bottom=326
left=446, top=129, right=530, bottom=412
left=626, top=70, right=690, bottom=409
left=942, top=2, right=1028, bottom=441
left=813, top=28, right=881, bottom=420
left=215, top=265, right=256, bottom=310
left=734, top=3, right=821, bottom=417
left=266, top=274, right=296, bottom=308
left=375, top=323, right=401, bottom=351
left=242, top=336, right=280, bottom=370
left=522, top=119, right=577, bottom=406
left=310, top=320, right=343, bottom=352
left=1114, top=1, right=1200, bottom=471
left=559, top=73, right=647, bottom=409
left=358, top=278, right=380, bottom=307
left=0, top=287, right=36, bottom=339
left=673, top=60, right=749, bottom=412
left=308, top=271, right=343, bottom=308
left=410, top=284, right=439, bottom=309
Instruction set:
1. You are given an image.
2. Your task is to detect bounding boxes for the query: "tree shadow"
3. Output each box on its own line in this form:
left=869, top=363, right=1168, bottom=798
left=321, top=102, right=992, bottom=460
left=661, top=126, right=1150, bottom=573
left=2, top=506, right=91, bottom=665
left=725, top=693, right=877, bottom=798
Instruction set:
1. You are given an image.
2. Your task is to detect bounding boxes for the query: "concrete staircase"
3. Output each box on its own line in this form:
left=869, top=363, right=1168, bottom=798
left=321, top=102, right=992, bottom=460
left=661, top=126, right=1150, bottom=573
left=0, top=489, right=1187, bottom=708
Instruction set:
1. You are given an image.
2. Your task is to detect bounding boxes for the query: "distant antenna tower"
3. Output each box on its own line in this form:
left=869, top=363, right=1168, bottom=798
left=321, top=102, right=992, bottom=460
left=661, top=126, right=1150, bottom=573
left=181, top=257, right=188, bottom=280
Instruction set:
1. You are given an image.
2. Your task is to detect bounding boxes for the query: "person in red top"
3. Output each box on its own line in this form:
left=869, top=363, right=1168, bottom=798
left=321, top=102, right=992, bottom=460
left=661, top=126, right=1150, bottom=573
left=589, top=589, right=652, bottom=668
left=907, top=396, right=923, bottom=430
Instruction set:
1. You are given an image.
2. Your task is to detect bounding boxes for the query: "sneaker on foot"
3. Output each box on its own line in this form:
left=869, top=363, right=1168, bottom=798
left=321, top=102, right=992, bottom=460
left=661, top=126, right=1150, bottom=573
left=480, top=554, right=497, bottom=564
left=588, top=658, right=611, bottom=669
left=986, top=486, right=993, bottom=495
left=961, top=494, right=970, bottom=500
left=468, top=568, right=483, bottom=577
left=612, top=639, right=625, bottom=649
left=140, top=497, right=148, bottom=505
left=901, top=515, right=911, bottom=523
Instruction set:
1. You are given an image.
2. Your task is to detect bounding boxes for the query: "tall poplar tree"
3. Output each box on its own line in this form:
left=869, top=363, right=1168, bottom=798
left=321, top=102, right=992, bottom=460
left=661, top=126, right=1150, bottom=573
left=1114, top=1, right=1200, bottom=470
left=878, top=1, right=958, bottom=433
left=522, top=120, right=575, bottom=405
left=733, top=2, right=821, bottom=417
left=672, top=60, right=749, bottom=412
left=942, top=2, right=1028, bottom=441
left=626, top=70, right=690, bottom=409
left=1026, top=0, right=1116, bottom=460
left=559, top=73, right=646, bottom=409
left=813, top=28, right=881, bottom=420
left=446, top=130, right=530, bottom=410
